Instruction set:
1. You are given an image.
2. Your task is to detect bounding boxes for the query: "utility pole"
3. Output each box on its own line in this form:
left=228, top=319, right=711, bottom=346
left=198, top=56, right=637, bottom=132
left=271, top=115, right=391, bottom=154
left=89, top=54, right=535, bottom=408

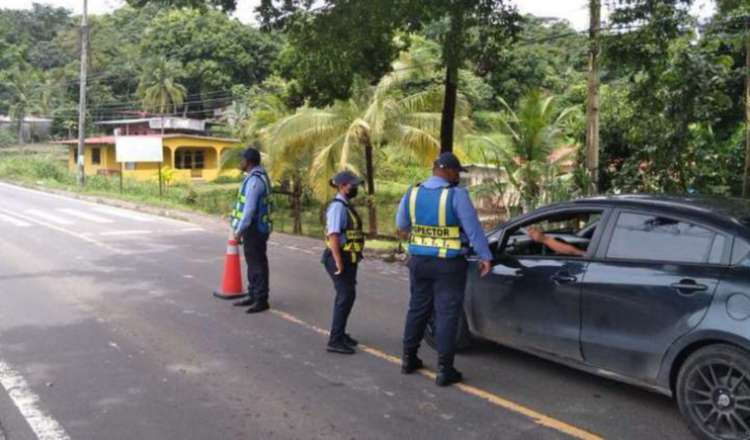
left=585, top=0, right=601, bottom=195
left=76, top=0, right=88, bottom=186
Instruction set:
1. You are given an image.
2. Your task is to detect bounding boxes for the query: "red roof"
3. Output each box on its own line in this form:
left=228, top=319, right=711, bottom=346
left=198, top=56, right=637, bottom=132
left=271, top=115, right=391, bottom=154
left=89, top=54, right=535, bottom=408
left=56, top=136, right=116, bottom=145
left=55, top=134, right=240, bottom=145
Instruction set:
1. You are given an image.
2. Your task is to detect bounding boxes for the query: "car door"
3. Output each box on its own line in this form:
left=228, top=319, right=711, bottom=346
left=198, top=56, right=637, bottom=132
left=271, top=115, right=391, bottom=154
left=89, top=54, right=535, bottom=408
left=580, top=210, right=729, bottom=382
left=468, top=207, right=608, bottom=361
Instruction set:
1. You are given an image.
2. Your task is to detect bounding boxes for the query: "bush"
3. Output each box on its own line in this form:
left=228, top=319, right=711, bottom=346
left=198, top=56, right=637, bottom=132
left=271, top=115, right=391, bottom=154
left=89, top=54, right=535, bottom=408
left=0, top=129, right=14, bottom=148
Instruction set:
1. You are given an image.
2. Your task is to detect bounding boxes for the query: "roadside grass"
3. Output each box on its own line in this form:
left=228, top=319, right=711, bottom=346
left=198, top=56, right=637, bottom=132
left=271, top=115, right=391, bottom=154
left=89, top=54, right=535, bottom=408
left=0, top=144, right=407, bottom=244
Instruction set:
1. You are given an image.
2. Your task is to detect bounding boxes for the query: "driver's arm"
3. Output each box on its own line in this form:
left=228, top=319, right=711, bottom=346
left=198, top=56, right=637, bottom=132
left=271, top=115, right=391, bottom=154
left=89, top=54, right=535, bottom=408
left=528, top=227, right=586, bottom=257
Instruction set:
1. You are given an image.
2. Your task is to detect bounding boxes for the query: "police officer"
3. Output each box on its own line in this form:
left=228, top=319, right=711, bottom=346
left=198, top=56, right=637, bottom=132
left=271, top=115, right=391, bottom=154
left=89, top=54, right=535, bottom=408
left=396, top=152, right=492, bottom=386
left=231, top=147, right=273, bottom=314
left=322, top=171, right=365, bottom=354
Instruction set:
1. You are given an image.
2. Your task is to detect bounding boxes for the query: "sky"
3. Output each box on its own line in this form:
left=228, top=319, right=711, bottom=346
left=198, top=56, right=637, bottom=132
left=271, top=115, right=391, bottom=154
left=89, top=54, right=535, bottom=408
left=3, top=0, right=717, bottom=31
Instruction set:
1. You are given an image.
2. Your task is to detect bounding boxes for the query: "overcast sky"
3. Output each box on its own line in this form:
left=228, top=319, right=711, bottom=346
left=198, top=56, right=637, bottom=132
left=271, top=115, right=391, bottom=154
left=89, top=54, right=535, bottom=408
left=3, top=0, right=717, bottom=31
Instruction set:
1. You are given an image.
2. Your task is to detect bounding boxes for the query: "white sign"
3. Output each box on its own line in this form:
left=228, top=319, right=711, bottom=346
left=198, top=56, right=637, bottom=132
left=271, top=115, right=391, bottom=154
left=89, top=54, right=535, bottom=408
left=115, top=136, right=163, bottom=163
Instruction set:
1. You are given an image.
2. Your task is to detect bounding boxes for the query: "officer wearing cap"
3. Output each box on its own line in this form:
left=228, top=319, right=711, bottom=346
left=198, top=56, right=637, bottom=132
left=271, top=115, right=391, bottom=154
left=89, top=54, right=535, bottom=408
left=322, top=170, right=366, bottom=354
left=396, top=152, right=492, bottom=386
left=231, top=147, right=273, bottom=314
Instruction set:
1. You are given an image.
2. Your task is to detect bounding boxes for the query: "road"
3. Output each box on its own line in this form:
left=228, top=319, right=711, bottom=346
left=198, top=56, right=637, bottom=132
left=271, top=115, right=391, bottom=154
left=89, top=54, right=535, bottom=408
left=0, top=181, right=694, bottom=440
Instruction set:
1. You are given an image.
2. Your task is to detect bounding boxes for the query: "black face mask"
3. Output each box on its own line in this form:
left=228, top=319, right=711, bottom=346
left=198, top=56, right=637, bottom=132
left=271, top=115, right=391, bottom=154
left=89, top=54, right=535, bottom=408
left=347, top=187, right=359, bottom=199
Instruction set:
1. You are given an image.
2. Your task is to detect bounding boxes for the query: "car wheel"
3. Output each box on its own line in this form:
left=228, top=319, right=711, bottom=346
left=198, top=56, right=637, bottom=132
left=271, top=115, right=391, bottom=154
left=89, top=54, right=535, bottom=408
left=676, top=344, right=750, bottom=440
left=424, top=310, right=473, bottom=352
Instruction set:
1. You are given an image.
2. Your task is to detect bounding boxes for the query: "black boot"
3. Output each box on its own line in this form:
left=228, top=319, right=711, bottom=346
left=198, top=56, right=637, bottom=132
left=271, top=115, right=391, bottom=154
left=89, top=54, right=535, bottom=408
left=435, top=354, right=462, bottom=386
left=401, top=348, right=424, bottom=375
left=233, top=297, right=255, bottom=307
left=246, top=300, right=269, bottom=313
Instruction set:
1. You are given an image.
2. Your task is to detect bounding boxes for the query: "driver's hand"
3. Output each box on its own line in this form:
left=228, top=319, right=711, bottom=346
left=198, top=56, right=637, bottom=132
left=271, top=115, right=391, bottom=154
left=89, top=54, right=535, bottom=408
left=479, top=260, right=492, bottom=277
left=527, top=227, right=545, bottom=243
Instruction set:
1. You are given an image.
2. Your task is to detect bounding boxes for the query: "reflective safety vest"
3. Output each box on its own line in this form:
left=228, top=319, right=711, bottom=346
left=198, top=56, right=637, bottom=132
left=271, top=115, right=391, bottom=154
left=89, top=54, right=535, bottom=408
left=231, top=168, right=273, bottom=234
left=325, top=199, right=365, bottom=264
left=407, top=184, right=462, bottom=258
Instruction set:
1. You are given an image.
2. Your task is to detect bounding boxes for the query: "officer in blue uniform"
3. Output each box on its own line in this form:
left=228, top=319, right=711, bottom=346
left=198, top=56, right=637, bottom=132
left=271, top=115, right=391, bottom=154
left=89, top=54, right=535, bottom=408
left=231, top=147, right=273, bottom=314
left=322, top=171, right=365, bottom=354
left=396, top=152, right=492, bottom=386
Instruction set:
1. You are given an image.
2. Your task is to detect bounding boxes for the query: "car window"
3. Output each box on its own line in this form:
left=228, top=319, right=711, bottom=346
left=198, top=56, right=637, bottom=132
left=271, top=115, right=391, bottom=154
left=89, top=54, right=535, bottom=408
left=504, top=211, right=602, bottom=258
left=606, top=213, right=717, bottom=264
left=731, top=238, right=750, bottom=267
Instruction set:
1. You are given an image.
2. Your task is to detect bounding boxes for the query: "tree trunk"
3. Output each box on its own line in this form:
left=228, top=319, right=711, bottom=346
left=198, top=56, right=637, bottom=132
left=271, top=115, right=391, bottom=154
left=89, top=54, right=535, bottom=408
left=364, top=140, right=377, bottom=236
left=440, top=64, right=458, bottom=154
left=292, top=174, right=303, bottom=235
left=440, top=8, right=464, bottom=154
left=585, top=0, right=601, bottom=195
left=16, top=111, right=24, bottom=144
left=743, top=18, right=750, bottom=198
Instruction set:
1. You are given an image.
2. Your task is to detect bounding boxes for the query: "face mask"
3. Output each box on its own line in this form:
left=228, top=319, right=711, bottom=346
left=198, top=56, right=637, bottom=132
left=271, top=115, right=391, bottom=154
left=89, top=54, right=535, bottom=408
left=347, top=186, right=359, bottom=198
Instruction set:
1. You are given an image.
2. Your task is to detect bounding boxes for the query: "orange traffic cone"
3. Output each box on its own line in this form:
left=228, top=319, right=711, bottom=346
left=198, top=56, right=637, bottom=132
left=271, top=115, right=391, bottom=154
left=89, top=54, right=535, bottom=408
left=213, top=238, right=245, bottom=300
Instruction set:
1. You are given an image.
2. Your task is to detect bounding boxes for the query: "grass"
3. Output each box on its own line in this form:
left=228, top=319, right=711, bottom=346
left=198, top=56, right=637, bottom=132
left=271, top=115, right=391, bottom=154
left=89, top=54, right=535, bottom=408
left=0, top=144, right=408, bottom=245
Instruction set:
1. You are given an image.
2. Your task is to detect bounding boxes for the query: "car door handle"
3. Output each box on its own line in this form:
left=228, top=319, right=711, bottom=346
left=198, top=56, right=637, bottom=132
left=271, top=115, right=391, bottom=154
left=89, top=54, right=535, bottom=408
left=671, top=280, right=708, bottom=294
left=551, top=272, right=577, bottom=284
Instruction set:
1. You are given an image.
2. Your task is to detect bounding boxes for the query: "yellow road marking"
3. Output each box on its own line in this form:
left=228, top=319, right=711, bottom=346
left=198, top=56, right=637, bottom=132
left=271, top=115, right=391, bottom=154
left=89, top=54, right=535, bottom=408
left=269, top=309, right=604, bottom=440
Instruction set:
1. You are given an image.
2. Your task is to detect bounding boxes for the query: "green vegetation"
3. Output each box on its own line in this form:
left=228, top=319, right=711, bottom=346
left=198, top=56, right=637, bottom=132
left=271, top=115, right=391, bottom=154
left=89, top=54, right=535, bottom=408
left=1, top=1, right=749, bottom=241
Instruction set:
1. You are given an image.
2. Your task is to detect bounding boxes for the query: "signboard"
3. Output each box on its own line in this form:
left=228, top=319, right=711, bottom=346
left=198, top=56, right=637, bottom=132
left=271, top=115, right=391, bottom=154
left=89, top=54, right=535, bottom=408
left=115, top=136, right=163, bottom=163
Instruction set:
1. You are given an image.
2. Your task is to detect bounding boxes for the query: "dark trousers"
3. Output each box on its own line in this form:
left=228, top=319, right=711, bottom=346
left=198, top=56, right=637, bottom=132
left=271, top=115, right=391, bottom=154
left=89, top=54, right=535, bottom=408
left=322, top=249, right=358, bottom=344
left=403, top=255, right=468, bottom=358
left=243, top=227, right=270, bottom=303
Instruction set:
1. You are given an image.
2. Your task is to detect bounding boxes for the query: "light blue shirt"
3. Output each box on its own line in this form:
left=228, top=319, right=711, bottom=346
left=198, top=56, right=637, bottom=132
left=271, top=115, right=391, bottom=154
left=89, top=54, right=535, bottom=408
left=234, top=166, right=269, bottom=235
left=396, top=175, right=493, bottom=262
left=326, top=193, right=350, bottom=245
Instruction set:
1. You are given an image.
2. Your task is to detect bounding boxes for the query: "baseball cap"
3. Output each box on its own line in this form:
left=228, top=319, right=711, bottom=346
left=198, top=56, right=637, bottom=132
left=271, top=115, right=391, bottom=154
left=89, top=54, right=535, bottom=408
left=329, top=170, right=363, bottom=188
left=434, top=152, right=467, bottom=172
left=242, top=147, right=261, bottom=164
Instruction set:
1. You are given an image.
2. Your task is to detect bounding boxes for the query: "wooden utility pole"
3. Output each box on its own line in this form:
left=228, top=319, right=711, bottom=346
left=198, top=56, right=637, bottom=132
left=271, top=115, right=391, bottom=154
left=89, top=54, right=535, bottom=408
left=76, top=0, right=88, bottom=186
left=585, top=0, right=601, bottom=195
left=743, top=17, right=750, bottom=197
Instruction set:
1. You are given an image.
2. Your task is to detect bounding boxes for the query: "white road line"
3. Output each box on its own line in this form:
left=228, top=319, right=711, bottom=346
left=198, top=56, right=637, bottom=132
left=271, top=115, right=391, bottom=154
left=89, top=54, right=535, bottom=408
left=0, top=207, right=123, bottom=254
left=0, top=213, right=31, bottom=227
left=98, top=230, right=152, bottom=236
left=0, top=359, right=71, bottom=440
left=57, top=209, right=114, bottom=224
left=24, top=209, right=73, bottom=225
left=91, top=206, right=154, bottom=222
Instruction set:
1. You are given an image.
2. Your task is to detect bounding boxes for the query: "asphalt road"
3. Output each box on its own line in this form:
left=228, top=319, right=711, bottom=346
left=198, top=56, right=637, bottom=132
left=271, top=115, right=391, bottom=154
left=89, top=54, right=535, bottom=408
left=0, top=181, right=695, bottom=440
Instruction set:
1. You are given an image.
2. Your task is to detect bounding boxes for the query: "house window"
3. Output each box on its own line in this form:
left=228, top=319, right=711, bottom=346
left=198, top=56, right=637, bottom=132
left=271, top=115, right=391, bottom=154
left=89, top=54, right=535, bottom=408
left=91, top=147, right=101, bottom=165
left=175, top=149, right=206, bottom=170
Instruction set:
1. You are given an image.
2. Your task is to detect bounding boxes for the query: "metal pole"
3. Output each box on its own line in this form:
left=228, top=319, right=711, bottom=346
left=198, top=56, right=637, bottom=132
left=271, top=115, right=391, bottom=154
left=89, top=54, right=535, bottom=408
left=585, top=0, right=601, bottom=195
left=76, top=0, right=88, bottom=186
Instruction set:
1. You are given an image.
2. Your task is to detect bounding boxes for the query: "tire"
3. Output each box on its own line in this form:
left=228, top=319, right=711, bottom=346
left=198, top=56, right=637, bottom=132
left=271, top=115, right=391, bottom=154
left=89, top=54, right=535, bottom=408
left=676, top=344, right=750, bottom=440
left=424, top=309, right=474, bottom=352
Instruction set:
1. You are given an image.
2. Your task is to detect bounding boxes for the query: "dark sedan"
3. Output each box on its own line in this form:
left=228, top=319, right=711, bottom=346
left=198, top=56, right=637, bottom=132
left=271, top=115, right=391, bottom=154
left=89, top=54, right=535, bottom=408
left=428, top=195, right=750, bottom=440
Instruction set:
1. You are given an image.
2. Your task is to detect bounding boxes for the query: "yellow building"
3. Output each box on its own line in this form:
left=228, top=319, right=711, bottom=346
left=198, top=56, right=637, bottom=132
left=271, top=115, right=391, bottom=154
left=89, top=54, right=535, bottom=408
left=59, top=134, right=241, bottom=183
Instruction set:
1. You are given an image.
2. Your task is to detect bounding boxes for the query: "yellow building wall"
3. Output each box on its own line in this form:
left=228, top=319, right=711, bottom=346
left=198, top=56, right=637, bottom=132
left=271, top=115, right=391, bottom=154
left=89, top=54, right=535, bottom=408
left=67, top=136, right=241, bottom=182
left=67, top=144, right=118, bottom=176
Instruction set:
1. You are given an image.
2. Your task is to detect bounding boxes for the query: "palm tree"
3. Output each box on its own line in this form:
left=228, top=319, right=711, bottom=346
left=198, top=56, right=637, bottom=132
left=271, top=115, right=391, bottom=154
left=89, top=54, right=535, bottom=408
left=5, top=67, right=38, bottom=144
left=137, top=57, right=187, bottom=194
left=265, top=75, right=471, bottom=237
left=467, top=90, right=580, bottom=213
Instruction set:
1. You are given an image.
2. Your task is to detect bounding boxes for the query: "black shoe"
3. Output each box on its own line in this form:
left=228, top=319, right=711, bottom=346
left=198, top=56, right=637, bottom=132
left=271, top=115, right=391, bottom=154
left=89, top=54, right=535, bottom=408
left=401, top=351, right=424, bottom=375
left=326, top=341, right=355, bottom=354
left=343, top=333, right=359, bottom=347
left=436, top=366, right=463, bottom=386
left=246, top=301, right=269, bottom=314
left=233, top=298, right=255, bottom=307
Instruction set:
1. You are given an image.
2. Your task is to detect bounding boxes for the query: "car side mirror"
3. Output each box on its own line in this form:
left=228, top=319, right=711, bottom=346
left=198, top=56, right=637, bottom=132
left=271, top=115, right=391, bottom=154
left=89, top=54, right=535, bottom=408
left=493, top=252, right=524, bottom=269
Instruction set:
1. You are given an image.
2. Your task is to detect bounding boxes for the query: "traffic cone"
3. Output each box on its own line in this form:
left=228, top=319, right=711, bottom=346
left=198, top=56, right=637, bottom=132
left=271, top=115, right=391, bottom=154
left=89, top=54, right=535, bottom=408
left=213, top=238, right=245, bottom=300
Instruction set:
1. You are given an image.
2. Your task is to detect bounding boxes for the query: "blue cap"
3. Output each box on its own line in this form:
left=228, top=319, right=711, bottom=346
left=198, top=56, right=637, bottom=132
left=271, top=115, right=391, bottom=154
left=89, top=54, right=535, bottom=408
left=329, top=170, right=363, bottom=188
left=434, top=152, right=467, bottom=172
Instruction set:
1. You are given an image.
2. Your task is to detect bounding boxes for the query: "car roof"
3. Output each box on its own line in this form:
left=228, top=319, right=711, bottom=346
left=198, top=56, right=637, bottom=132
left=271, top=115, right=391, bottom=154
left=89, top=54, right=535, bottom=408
left=560, top=194, right=750, bottom=237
